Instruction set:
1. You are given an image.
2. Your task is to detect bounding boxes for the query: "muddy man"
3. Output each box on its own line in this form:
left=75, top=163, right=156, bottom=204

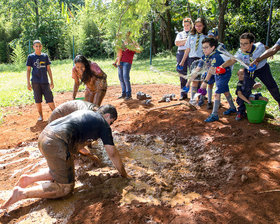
left=1, top=105, right=129, bottom=210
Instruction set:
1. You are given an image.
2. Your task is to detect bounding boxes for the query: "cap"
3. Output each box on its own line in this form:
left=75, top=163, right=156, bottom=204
left=208, top=28, right=218, bottom=38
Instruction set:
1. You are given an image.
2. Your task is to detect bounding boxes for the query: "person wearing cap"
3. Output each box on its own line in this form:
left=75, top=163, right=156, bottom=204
left=26, top=40, right=56, bottom=121
left=175, top=17, right=193, bottom=100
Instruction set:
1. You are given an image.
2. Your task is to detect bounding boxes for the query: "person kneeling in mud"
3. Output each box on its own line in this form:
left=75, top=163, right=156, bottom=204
left=48, top=99, right=100, bottom=163
left=1, top=104, right=129, bottom=210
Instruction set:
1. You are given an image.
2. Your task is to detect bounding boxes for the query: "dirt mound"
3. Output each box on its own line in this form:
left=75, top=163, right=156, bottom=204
left=1, top=84, right=280, bottom=223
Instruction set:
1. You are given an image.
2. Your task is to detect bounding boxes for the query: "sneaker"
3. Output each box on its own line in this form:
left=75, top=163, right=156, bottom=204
left=207, top=102, right=213, bottom=110
left=179, top=96, right=188, bottom=101
left=223, top=108, right=237, bottom=115
left=38, top=116, right=43, bottom=121
left=118, top=95, right=125, bottom=99
left=198, top=97, right=204, bottom=106
left=125, top=96, right=132, bottom=100
left=235, top=113, right=242, bottom=121
left=205, top=114, right=219, bottom=122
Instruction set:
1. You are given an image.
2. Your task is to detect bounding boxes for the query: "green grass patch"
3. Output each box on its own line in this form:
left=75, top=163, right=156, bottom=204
left=0, top=54, right=280, bottom=122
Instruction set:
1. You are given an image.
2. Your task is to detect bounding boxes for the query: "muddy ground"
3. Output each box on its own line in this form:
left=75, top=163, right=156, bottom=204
left=0, top=84, right=280, bottom=224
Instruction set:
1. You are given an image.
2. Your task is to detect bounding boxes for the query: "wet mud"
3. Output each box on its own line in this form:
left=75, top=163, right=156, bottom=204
left=0, top=84, right=280, bottom=223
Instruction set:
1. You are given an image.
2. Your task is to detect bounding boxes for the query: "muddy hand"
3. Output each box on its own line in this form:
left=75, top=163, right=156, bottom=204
left=87, top=154, right=101, bottom=167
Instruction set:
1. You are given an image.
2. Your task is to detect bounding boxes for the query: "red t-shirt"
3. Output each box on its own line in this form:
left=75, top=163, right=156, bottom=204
left=120, top=49, right=135, bottom=64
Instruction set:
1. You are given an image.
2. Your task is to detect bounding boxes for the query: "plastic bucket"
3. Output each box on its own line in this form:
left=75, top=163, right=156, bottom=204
left=75, top=97, right=85, bottom=100
left=245, top=100, right=267, bottom=123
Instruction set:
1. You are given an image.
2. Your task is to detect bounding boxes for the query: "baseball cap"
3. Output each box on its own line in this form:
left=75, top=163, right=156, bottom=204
left=208, top=28, right=218, bottom=37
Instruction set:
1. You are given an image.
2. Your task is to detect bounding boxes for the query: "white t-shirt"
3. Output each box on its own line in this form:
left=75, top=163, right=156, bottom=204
left=175, top=31, right=190, bottom=51
left=234, top=42, right=266, bottom=70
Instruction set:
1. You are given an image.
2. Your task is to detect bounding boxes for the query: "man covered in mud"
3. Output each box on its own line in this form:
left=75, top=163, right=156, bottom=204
left=48, top=99, right=99, bottom=123
left=1, top=104, right=129, bottom=210
left=48, top=100, right=100, bottom=162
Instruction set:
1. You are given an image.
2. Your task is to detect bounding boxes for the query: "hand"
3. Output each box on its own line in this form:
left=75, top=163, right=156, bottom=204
left=201, top=82, right=207, bottom=89
left=27, top=83, right=32, bottom=91
left=216, top=66, right=226, bottom=74
left=198, top=88, right=207, bottom=96
left=248, top=64, right=256, bottom=72
left=179, top=61, right=184, bottom=67
left=50, top=83, right=54, bottom=89
left=253, top=82, right=262, bottom=89
left=250, top=60, right=259, bottom=66
left=112, top=63, right=117, bottom=68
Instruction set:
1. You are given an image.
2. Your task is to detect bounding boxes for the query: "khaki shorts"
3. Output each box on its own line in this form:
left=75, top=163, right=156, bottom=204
left=38, top=129, right=75, bottom=184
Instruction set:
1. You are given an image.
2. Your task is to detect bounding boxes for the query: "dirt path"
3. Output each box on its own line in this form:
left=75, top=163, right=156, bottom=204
left=0, top=84, right=280, bottom=223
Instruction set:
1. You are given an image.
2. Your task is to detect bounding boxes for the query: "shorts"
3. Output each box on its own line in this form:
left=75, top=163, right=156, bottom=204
left=202, top=72, right=215, bottom=85
left=249, top=93, right=262, bottom=100
left=32, top=82, right=54, bottom=103
left=38, top=129, right=74, bottom=184
left=215, top=73, right=231, bottom=94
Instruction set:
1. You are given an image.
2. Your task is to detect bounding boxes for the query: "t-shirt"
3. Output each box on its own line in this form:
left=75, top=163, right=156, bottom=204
left=201, top=51, right=231, bottom=75
left=234, top=42, right=266, bottom=70
left=175, top=31, right=190, bottom=51
left=48, top=100, right=98, bottom=123
left=121, top=49, right=136, bottom=64
left=48, top=110, right=114, bottom=153
left=185, top=33, right=206, bottom=58
left=236, top=80, right=244, bottom=95
left=26, top=53, right=51, bottom=83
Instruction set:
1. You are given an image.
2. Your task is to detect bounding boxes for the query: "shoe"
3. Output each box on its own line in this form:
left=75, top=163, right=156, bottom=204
left=38, top=116, right=43, bottom=121
left=264, top=113, right=274, bottom=119
left=179, top=96, right=188, bottom=101
left=207, top=102, right=213, bottom=110
left=125, top=96, right=132, bottom=100
left=198, top=99, right=204, bottom=106
left=205, top=114, right=219, bottom=122
left=235, top=113, right=243, bottom=121
left=118, top=95, right=125, bottom=99
left=223, top=108, right=237, bottom=115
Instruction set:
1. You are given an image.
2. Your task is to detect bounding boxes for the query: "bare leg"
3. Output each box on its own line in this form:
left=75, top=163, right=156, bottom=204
left=93, top=90, right=106, bottom=107
left=85, top=89, right=94, bottom=103
left=16, top=168, right=53, bottom=188
left=36, top=103, right=43, bottom=120
left=1, top=181, right=74, bottom=209
left=48, top=102, right=55, bottom=111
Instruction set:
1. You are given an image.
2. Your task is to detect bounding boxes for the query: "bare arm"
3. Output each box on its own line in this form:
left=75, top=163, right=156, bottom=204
left=47, top=65, right=54, bottom=89
left=253, top=44, right=280, bottom=65
left=73, top=80, right=80, bottom=100
left=26, top=66, right=32, bottom=90
left=105, top=145, right=128, bottom=178
left=179, top=48, right=190, bottom=66
left=175, top=39, right=187, bottom=47
left=237, top=91, right=251, bottom=104
left=220, top=58, right=236, bottom=68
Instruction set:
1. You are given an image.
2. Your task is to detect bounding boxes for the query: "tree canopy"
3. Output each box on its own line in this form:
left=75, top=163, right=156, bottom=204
left=0, top=0, right=279, bottom=63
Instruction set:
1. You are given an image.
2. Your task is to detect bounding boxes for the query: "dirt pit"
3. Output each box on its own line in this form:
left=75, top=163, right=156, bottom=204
left=1, top=84, right=280, bottom=223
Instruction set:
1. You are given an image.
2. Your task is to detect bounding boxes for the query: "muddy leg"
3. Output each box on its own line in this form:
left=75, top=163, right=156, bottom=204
left=16, top=168, right=53, bottom=188
left=1, top=182, right=74, bottom=210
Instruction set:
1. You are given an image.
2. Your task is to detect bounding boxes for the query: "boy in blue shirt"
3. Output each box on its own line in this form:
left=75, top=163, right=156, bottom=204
left=26, top=40, right=55, bottom=121
left=199, top=37, right=236, bottom=122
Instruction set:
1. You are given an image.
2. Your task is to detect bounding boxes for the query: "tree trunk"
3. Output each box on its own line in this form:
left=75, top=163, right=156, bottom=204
left=186, top=0, right=193, bottom=21
left=34, top=0, right=39, bottom=30
left=218, top=0, right=229, bottom=43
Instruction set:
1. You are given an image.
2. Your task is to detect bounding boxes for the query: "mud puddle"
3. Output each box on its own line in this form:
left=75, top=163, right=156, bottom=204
left=0, top=132, right=235, bottom=223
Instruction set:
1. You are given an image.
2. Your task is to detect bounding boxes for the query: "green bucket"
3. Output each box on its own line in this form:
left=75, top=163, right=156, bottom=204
left=75, top=97, right=85, bottom=100
left=245, top=100, right=267, bottom=123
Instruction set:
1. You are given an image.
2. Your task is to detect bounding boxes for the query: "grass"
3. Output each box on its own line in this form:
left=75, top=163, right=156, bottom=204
left=0, top=54, right=280, bottom=123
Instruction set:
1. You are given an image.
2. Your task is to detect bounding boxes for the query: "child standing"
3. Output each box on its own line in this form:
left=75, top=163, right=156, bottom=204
left=219, top=33, right=280, bottom=119
left=179, top=18, right=208, bottom=103
left=26, top=40, right=55, bottom=121
left=175, top=17, right=193, bottom=100
left=198, top=37, right=236, bottom=122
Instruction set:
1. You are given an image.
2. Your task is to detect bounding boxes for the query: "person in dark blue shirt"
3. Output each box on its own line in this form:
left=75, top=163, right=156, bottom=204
left=1, top=105, right=129, bottom=210
left=26, top=40, right=55, bottom=121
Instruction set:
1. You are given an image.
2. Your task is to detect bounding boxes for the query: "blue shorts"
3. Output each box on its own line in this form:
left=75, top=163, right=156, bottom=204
left=202, top=72, right=215, bottom=85
left=32, top=82, right=54, bottom=103
left=215, top=73, right=231, bottom=94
